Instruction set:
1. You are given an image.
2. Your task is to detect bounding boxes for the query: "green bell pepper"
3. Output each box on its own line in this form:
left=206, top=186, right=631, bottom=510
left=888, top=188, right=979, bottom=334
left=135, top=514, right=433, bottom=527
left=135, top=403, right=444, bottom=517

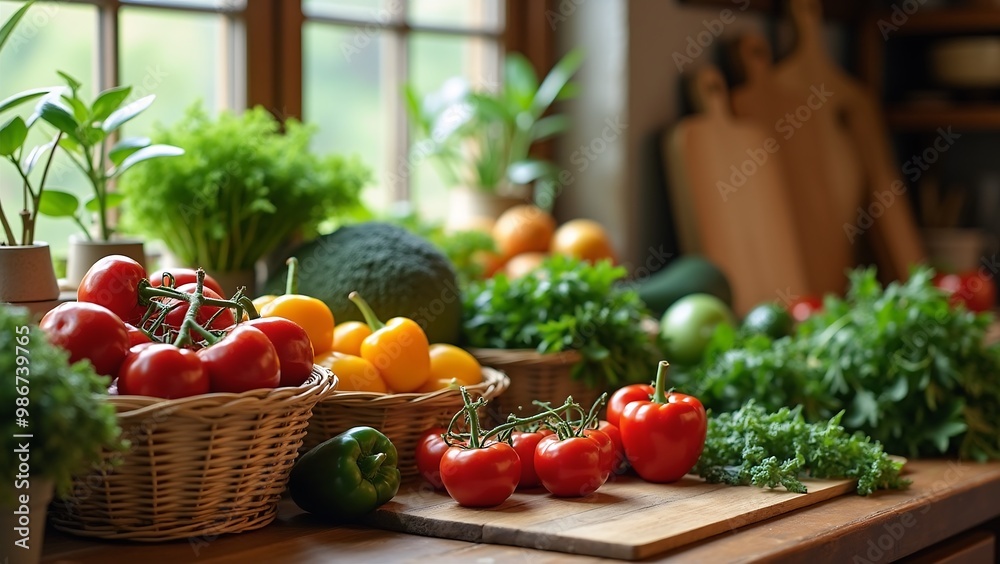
left=288, top=426, right=401, bottom=519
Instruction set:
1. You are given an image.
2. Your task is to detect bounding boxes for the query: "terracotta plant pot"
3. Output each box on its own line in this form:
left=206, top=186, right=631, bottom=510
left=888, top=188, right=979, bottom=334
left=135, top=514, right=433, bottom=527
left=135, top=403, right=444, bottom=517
left=0, top=243, right=62, bottom=316
left=0, top=479, right=54, bottom=564
left=446, top=186, right=530, bottom=231
left=65, top=236, right=145, bottom=288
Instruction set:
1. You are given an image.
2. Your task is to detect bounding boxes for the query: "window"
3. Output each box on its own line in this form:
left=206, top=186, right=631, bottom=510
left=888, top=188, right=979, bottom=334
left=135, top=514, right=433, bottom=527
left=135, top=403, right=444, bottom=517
left=0, top=0, right=506, bottom=256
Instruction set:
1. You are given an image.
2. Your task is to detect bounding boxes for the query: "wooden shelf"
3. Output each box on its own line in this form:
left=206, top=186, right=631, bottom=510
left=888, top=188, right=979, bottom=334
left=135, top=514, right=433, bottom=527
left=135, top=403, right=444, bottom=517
left=885, top=105, right=1000, bottom=131
left=870, top=8, right=1000, bottom=35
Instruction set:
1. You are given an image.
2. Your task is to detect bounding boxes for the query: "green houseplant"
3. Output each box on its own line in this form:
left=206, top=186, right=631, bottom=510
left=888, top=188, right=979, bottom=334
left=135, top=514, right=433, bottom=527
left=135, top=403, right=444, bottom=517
left=120, top=103, right=369, bottom=295
left=1, top=305, right=123, bottom=564
left=34, top=71, right=183, bottom=286
left=404, top=49, right=582, bottom=228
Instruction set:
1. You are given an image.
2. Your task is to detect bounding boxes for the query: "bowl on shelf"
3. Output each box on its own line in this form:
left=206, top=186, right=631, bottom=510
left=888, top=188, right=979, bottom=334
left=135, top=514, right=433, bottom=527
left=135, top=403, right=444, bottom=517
left=929, top=37, right=1000, bottom=89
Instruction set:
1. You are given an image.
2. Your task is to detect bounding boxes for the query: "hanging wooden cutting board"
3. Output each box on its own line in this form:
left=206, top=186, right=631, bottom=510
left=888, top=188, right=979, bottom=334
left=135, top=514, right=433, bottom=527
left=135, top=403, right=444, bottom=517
left=731, top=33, right=862, bottom=296
left=771, top=0, right=925, bottom=281
left=367, top=475, right=855, bottom=561
left=664, top=66, right=809, bottom=315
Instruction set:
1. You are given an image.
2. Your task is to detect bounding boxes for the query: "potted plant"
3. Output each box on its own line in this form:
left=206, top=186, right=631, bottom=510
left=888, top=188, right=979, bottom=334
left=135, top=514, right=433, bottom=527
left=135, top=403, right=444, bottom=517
left=119, top=103, right=369, bottom=296
left=33, top=71, right=183, bottom=287
left=0, top=0, right=63, bottom=315
left=1, top=305, right=123, bottom=564
left=404, top=50, right=582, bottom=230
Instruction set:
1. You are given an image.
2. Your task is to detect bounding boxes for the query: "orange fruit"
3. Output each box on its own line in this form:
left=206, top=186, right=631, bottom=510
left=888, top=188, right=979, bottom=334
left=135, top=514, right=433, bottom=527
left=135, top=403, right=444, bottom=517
left=492, top=205, right=556, bottom=259
left=551, top=219, right=616, bottom=264
left=504, top=252, right=547, bottom=279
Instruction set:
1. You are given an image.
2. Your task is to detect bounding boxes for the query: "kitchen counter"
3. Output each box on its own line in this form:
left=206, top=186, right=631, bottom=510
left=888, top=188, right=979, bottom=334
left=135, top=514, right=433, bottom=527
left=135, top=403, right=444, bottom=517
left=41, top=460, right=1000, bottom=563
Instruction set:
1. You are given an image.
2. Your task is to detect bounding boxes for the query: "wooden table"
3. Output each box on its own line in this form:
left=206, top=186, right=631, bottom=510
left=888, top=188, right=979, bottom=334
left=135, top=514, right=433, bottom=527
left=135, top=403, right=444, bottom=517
left=42, top=460, right=1000, bottom=563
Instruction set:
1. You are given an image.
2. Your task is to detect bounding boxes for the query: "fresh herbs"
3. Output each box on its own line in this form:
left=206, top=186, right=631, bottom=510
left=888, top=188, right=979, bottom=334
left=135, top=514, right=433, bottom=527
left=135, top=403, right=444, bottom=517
left=462, top=256, right=660, bottom=387
left=674, top=267, right=1000, bottom=461
left=693, top=402, right=908, bottom=496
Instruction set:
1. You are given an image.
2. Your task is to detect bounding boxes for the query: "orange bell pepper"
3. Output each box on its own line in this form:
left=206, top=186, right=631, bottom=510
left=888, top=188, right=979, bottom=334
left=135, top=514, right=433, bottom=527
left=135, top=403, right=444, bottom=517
left=349, top=292, right=430, bottom=393
left=429, top=344, right=482, bottom=386
left=260, top=257, right=335, bottom=354
left=332, top=321, right=372, bottom=357
left=315, top=351, right=388, bottom=393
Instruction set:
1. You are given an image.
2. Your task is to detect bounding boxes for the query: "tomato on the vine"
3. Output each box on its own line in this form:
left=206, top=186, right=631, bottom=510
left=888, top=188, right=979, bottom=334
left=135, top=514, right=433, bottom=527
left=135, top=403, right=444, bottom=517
left=788, top=295, right=823, bottom=323
left=596, top=421, right=627, bottom=475
left=124, top=323, right=152, bottom=348
left=439, top=442, right=521, bottom=507
left=118, top=343, right=209, bottom=399
left=935, top=272, right=997, bottom=313
left=157, top=283, right=236, bottom=337
left=244, top=317, right=314, bottom=387
left=534, top=431, right=610, bottom=497
left=40, top=302, right=129, bottom=378
left=510, top=430, right=550, bottom=489
left=607, top=384, right=653, bottom=428
left=197, top=325, right=280, bottom=393
left=149, top=267, right=225, bottom=298
left=77, top=255, right=148, bottom=324
left=415, top=427, right=450, bottom=490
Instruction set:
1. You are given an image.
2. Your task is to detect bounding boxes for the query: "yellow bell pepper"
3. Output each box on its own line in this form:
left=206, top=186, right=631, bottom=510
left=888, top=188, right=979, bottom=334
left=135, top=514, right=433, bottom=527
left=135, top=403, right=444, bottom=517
left=349, top=292, right=430, bottom=393
left=315, top=351, right=388, bottom=393
left=429, top=344, right=482, bottom=386
left=261, top=257, right=335, bottom=354
left=332, top=321, right=372, bottom=357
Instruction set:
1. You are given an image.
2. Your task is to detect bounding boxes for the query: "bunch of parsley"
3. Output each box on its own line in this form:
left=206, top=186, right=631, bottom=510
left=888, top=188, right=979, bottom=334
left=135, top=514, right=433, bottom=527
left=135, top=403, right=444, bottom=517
left=694, top=402, right=908, bottom=495
left=462, top=256, right=660, bottom=387
left=674, top=267, right=1000, bottom=461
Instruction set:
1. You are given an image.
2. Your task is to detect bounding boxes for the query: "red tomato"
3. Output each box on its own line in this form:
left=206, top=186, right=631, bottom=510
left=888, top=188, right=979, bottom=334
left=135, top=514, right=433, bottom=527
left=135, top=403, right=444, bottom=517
left=597, top=420, right=627, bottom=474
left=510, top=431, right=548, bottom=489
left=607, top=384, right=653, bottom=428
left=583, top=428, right=615, bottom=482
left=40, top=302, right=129, bottom=378
left=243, top=317, right=315, bottom=387
left=935, top=272, right=997, bottom=313
left=534, top=432, right=609, bottom=497
left=118, top=343, right=209, bottom=399
left=440, top=443, right=521, bottom=507
left=415, top=427, right=450, bottom=490
left=620, top=389, right=707, bottom=483
left=124, top=323, right=152, bottom=348
left=157, top=283, right=236, bottom=337
left=149, top=267, right=225, bottom=298
left=198, top=325, right=280, bottom=392
left=789, top=296, right=823, bottom=323
left=77, top=255, right=148, bottom=324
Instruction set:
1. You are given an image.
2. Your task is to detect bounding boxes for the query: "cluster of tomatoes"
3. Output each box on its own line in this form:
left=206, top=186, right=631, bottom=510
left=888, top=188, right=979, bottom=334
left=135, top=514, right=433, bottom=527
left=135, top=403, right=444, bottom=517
left=40, top=255, right=315, bottom=400
left=414, top=366, right=707, bottom=508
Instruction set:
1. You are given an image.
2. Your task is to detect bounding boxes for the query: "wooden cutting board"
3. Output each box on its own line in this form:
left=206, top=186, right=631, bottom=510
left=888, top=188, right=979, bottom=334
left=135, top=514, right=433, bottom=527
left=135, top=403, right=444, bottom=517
left=772, top=0, right=925, bottom=282
left=731, top=32, right=862, bottom=296
left=366, top=474, right=856, bottom=560
left=665, top=66, right=810, bottom=315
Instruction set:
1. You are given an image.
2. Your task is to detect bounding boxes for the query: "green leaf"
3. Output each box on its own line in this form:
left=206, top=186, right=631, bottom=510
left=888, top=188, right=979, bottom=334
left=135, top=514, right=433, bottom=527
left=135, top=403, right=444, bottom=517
left=530, top=48, right=583, bottom=119
left=37, top=98, right=80, bottom=141
left=529, top=114, right=570, bottom=142
left=22, top=136, right=58, bottom=174
left=112, top=144, right=184, bottom=177
left=0, top=0, right=37, bottom=52
left=102, top=95, right=155, bottom=133
left=508, top=159, right=559, bottom=185
left=84, top=193, right=125, bottom=212
left=503, top=53, right=539, bottom=111
left=0, top=116, right=27, bottom=156
left=58, top=136, right=79, bottom=152
left=56, top=71, right=83, bottom=93
left=61, top=93, right=89, bottom=123
left=38, top=190, right=80, bottom=217
left=108, top=137, right=151, bottom=166
left=0, top=87, right=52, bottom=115
left=91, top=86, right=132, bottom=122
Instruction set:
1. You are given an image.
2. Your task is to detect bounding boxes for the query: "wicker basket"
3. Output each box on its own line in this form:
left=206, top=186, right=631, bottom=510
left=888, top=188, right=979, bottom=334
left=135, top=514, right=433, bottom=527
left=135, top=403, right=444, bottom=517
left=468, top=348, right=606, bottom=418
left=49, top=367, right=337, bottom=541
left=305, top=367, right=509, bottom=480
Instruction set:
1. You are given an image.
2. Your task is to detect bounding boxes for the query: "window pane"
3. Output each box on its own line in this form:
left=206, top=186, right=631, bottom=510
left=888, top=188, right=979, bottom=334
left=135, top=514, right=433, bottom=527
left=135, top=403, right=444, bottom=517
left=303, top=0, right=391, bottom=21
left=122, top=0, right=246, bottom=10
left=409, top=33, right=498, bottom=220
left=0, top=2, right=96, bottom=255
left=303, top=23, right=387, bottom=212
left=408, top=0, right=501, bottom=30
left=119, top=7, right=225, bottom=134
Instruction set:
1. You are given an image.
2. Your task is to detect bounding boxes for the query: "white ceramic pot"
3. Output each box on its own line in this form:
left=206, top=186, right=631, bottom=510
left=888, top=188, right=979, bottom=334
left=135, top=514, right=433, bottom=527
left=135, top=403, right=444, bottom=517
left=65, top=236, right=146, bottom=288
left=0, top=479, right=54, bottom=564
left=446, top=186, right=531, bottom=232
left=0, top=243, right=61, bottom=315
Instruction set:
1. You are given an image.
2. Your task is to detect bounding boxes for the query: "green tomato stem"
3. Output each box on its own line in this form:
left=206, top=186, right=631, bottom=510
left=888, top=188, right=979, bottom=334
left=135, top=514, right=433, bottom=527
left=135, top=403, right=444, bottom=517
left=285, top=257, right=299, bottom=295
left=462, top=387, right=482, bottom=449
left=577, top=393, right=608, bottom=437
left=349, top=291, right=386, bottom=332
left=652, top=361, right=670, bottom=404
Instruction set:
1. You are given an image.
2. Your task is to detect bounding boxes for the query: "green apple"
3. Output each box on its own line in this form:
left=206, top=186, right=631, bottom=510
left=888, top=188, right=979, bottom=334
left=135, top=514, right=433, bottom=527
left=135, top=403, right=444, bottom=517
left=660, top=293, right=736, bottom=366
